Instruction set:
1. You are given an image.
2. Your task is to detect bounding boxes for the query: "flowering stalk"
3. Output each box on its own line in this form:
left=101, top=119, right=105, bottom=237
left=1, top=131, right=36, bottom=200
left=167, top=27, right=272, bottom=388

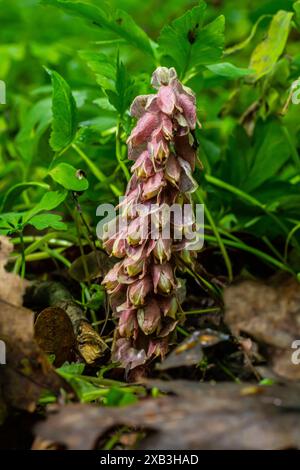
left=102, top=67, right=200, bottom=369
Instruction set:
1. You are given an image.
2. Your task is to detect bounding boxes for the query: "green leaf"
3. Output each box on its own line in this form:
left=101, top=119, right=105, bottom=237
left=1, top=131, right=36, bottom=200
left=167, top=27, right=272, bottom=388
left=225, top=15, right=272, bottom=56
left=57, top=362, right=85, bottom=377
left=80, top=52, right=134, bottom=115
left=46, top=68, right=77, bottom=152
left=294, top=1, right=300, bottom=28
left=49, top=162, right=89, bottom=191
left=249, top=10, right=293, bottom=80
left=80, top=51, right=116, bottom=92
left=42, top=0, right=155, bottom=57
left=244, top=121, right=293, bottom=192
left=206, top=62, right=253, bottom=78
left=24, top=190, right=67, bottom=223
left=85, top=285, right=105, bottom=310
left=28, top=213, right=67, bottom=231
left=158, top=1, right=225, bottom=79
left=106, top=55, right=135, bottom=116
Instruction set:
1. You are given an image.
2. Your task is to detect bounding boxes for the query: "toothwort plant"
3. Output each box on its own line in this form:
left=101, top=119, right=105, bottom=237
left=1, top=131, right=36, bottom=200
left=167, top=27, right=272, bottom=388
left=102, top=67, right=201, bottom=369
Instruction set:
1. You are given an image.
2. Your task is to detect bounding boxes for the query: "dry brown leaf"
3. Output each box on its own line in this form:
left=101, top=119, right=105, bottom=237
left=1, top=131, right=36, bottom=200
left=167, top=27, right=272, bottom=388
left=156, top=329, right=229, bottom=370
left=68, top=251, right=114, bottom=283
left=35, top=381, right=300, bottom=450
left=0, top=236, right=28, bottom=306
left=0, top=299, right=65, bottom=411
left=27, top=281, right=108, bottom=365
left=224, top=278, right=300, bottom=380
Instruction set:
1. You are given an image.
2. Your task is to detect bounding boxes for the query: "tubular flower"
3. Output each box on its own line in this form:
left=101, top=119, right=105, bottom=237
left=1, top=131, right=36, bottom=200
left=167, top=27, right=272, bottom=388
left=102, top=67, right=200, bottom=370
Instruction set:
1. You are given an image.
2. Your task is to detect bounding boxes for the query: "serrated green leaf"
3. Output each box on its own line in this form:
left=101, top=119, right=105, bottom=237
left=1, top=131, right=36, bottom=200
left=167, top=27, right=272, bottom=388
left=24, top=190, right=67, bottom=223
left=249, top=10, right=293, bottom=80
left=28, top=213, right=67, bottom=231
left=244, top=121, right=293, bottom=192
left=42, top=0, right=155, bottom=57
left=0, top=212, right=23, bottom=233
left=15, top=98, right=52, bottom=164
left=49, top=162, right=89, bottom=191
left=158, top=1, right=225, bottom=79
left=206, top=62, right=253, bottom=78
left=46, top=68, right=77, bottom=152
left=57, top=362, right=85, bottom=377
left=80, top=52, right=134, bottom=115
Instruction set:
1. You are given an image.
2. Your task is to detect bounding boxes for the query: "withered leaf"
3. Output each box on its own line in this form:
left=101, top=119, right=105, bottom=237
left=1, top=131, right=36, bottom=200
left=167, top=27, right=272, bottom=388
left=0, top=300, right=64, bottom=412
left=34, top=307, right=76, bottom=366
left=68, top=251, right=114, bottom=282
left=0, top=235, right=28, bottom=306
left=35, top=381, right=300, bottom=450
left=224, top=278, right=300, bottom=380
left=157, top=329, right=229, bottom=370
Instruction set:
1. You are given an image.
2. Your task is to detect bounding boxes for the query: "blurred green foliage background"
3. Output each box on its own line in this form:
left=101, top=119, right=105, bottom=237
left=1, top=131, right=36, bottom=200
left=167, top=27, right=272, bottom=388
left=0, top=0, right=300, bottom=282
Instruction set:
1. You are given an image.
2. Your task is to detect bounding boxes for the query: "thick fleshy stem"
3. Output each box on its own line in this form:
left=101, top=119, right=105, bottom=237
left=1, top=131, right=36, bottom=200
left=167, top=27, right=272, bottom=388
left=102, top=67, right=200, bottom=369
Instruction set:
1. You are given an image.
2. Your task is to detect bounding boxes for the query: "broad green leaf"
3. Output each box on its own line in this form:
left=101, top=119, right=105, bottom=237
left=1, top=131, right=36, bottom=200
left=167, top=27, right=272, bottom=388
left=24, top=190, right=67, bottom=223
left=42, top=0, right=155, bottom=57
left=46, top=68, right=77, bottom=152
left=206, top=62, right=253, bottom=78
left=80, top=51, right=116, bottom=92
left=57, top=362, right=85, bottom=377
left=93, top=97, right=116, bottom=112
left=0, top=182, right=50, bottom=212
left=249, top=10, right=293, bottom=80
left=15, top=98, right=52, bottom=163
left=294, top=1, right=300, bottom=29
left=80, top=52, right=134, bottom=115
left=49, top=162, right=89, bottom=191
left=28, top=213, right=67, bottom=231
left=104, top=387, right=137, bottom=407
left=158, top=1, right=225, bottom=79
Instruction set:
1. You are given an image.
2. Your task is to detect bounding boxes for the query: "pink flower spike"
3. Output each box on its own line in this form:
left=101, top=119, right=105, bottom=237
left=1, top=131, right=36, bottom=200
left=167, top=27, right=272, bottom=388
left=131, top=150, right=154, bottom=179
left=102, top=66, right=201, bottom=369
left=153, top=237, right=172, bottom=264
